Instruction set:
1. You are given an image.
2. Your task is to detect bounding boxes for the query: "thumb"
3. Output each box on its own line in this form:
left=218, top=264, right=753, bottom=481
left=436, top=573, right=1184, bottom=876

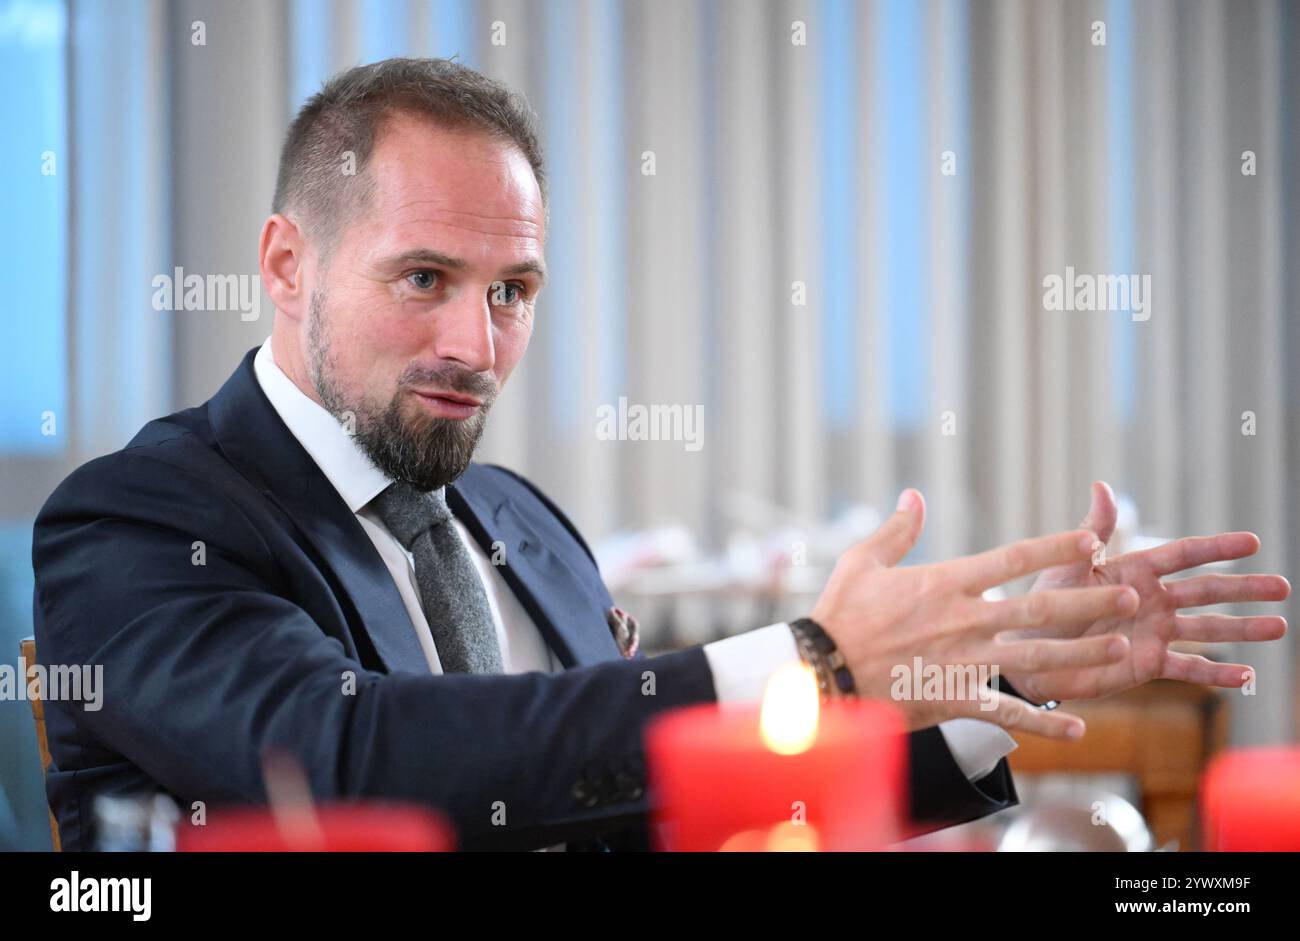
left=863, top=489, right=926, bottom=568
left=1080, top=480, right=1118, bottom=546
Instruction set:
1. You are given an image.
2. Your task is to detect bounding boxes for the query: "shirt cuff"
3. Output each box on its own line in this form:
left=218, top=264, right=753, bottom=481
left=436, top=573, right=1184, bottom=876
left=703, top=622, right=800, bottom=704
left=936, top=718, right=1019, bottom=782
left=705, top=627, right=1018, bottom=784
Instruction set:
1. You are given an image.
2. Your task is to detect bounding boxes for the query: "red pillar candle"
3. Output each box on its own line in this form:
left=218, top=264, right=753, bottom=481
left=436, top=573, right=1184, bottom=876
left=1201, top=746, right=1300, bottom=851
left=646, top=664, right=907, bottom=851
left=176, top=803, right=456, bottom=852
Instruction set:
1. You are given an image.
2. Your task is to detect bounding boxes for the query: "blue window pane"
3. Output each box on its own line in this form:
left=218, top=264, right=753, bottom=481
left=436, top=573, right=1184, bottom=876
left=0, top=0, right=67, bottom=454
left=361, top=0, right=409, bottom=62
left=877, top=0, right=929, bottom=432
left=430, top=0, right=475, bottom=65
left=289, top=0, right=334, bottom=111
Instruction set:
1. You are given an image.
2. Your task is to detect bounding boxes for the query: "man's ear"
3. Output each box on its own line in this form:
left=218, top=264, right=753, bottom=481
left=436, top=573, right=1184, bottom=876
left=260, top=213, right=308, bottom=321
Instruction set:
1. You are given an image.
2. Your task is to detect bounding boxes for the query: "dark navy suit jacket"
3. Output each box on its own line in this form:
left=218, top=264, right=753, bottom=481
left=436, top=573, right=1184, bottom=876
left=31, top=348, right=1017, bottom=851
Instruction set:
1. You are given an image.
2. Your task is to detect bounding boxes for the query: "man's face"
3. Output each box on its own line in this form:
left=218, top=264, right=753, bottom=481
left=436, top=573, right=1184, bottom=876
left=304, top=114, right=546, bottom=491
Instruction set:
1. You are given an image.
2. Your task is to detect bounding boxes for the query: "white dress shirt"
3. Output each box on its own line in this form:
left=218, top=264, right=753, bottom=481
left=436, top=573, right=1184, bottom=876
left=253, top=338, right=1015, bottom=788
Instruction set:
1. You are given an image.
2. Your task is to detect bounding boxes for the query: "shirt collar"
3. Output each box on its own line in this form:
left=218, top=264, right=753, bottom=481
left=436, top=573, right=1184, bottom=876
left=253, top=337, right=442, bottom=514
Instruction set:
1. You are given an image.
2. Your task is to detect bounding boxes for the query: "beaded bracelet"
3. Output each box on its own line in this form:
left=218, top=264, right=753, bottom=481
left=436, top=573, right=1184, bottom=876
left=789, top=617, right=857, bottom=701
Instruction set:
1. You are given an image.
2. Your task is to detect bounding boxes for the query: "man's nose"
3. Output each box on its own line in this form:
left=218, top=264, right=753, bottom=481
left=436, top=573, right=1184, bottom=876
left=432, top=289, right=495, bottom=373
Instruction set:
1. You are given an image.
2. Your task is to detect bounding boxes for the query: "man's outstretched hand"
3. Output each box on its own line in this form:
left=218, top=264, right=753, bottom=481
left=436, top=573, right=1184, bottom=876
left=812, top=489, right=1140, bottom=740
left=1001, top=481, right=1290, bottom=704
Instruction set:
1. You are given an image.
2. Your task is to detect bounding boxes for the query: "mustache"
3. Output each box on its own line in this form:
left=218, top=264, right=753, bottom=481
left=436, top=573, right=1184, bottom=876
left=398, top=364, right=497, bottom=400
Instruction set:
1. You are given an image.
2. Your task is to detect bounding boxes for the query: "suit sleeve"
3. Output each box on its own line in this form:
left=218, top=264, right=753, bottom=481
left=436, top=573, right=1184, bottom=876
left=908, top=726, right=1018, bottom=833
left=489, top=463, right=1020, bottom=844
left=32, top=450, right=717, bottom=851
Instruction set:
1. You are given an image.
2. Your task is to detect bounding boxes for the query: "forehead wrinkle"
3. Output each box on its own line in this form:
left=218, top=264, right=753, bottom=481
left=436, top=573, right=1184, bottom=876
left=382, top=223, right=545, bottom=255
left=383, top=196, right=544, bottom=236
left=355, top=232, right=545, bottom=279
left=388, top=213, right=543, bottom=241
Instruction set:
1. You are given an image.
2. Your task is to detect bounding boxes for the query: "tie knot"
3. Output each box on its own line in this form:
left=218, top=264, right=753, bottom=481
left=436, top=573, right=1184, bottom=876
left=370, top=481, right=452, bottom=550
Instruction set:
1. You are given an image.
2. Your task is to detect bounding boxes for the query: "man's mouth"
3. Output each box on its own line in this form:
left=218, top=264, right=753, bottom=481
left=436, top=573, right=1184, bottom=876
left=410, top=388, right=483, bottom=420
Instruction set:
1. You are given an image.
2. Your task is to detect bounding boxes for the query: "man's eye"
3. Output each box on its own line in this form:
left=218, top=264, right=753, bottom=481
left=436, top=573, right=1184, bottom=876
left=491, top=281, right=524, bottom=305
left=406, top=270, right=438, bottom=291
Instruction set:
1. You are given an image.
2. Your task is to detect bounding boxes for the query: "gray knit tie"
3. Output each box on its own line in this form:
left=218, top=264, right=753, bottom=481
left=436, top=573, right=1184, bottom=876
left=370, top=481, right=504, bottom=674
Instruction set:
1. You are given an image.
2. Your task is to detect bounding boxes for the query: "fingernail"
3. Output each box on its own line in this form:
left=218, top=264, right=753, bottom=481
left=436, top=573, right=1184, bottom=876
left=1067, top=722, right=1085, bottom=740
left=896, top=490, right=912, bottom=512
left=1078, top=532, right=1097, bottom=553
left=1117, top=588, right=1139, bottom=614
left=1107, top=637, right=1128, bottom=658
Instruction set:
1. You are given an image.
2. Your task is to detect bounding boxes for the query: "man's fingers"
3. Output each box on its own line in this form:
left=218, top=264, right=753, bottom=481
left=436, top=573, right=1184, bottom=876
left=860, top=489, right=926, bottom=568
left=1160, top=651, right=1255, bottom=688
left=976, top=584, right=1139, bottom=633
left=1164, top=573, right=1291, bottom=609
left=1174, top=614, right=1288, bottom=643
left=1139, top=531, right=1261, bottom=576
left=1079, top=480, right=1118, bottom=547
left=951, top=529, right=1100, bottom=592
left=989, top=633, right=1129, bottom=674
left=949, top=693, right=1087, bottom=741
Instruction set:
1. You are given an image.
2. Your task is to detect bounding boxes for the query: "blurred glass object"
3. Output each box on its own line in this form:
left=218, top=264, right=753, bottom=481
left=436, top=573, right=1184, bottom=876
left=998, top=794, right=1153, bottom=852
left=93, top=793, right=179, bottom=852
left=997, top=782, right=1153, bottom=853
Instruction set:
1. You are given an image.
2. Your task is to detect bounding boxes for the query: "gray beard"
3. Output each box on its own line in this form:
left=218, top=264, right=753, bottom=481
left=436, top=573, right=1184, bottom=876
left=306, top=290, right=497, bottom=492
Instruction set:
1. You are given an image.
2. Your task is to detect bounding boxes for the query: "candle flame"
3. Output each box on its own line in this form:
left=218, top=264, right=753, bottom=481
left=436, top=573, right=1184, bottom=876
left=718, top=821, right=821, bottom=852
left=759, top=661, right=820, bottom=755
left=765, top=821, right=821, bottom=852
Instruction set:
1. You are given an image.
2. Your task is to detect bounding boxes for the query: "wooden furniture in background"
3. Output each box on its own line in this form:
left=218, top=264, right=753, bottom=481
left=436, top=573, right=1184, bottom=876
left=19, top=636, right=62, bottom=851
left=1007, top=680, right=1228, bottom=850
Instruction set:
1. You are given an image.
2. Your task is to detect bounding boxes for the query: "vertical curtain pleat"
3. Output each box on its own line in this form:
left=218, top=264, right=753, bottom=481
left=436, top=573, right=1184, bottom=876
left=972, top=0, right=1032, bottom=547
left=776, top=0, right=825, bottom=521
left=1029, top=0, right=1071, bottom=541
left=1133, top=0, right=1181, bottom=534
left=715, top=0, right=778, bottom=523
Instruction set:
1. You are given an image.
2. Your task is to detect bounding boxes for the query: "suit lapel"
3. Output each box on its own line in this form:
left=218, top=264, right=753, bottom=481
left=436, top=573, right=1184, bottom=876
left=208, top=349, right=428, bottom=674
left=210, top=347, right=621, bottom=675
left=447, top=479, right=623, bottom=668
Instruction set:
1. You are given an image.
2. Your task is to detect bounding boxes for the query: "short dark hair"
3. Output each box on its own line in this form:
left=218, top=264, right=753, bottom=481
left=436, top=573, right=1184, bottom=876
left=272, top=57, right=546, bottom=253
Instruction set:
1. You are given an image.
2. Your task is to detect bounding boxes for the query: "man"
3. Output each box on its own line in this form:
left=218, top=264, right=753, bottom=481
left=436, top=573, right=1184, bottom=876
left=32, top=58, right=1288, bottom=851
